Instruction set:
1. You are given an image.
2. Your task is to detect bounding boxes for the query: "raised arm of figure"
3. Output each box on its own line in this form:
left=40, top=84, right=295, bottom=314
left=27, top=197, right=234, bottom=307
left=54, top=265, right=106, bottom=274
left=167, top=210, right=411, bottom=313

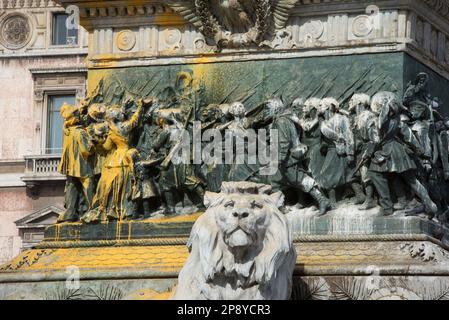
left=102, top=134, right=115, bottom=152
left=123, top=100, right=145, bottom=133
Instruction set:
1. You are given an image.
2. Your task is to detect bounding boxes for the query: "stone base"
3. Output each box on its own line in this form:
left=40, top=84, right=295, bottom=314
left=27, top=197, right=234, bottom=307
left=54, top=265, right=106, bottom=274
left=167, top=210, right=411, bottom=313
left=285, top=200, right=449, bottom=245
left=44, top=213, right=201, bottom=243
left=1, top=209, right=449, bottom=300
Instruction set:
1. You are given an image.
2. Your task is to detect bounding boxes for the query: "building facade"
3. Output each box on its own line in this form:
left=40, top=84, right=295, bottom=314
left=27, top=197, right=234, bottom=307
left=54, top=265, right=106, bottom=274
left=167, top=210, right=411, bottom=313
left=0, top=0, right=87, bottom=264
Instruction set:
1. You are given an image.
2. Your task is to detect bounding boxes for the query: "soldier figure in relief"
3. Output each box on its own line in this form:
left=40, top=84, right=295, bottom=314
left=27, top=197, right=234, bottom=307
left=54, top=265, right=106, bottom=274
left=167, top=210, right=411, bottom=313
left=365, top=92, right=438, bottom=217
left=318, top=97, right=360, bottom=206
left=265, top=98, right=331, bottom=215
left=151, top=111, right=206, bottom=215
left=56, top=70, right=449, bottom=224
left=299, top=97, right=326, bottom=191
left=227, top=102, right=260, bottom=183
left=349, top=93, right=377, bottom=210
left=57, top=103, right=96, bottom=223
left=136, top=101, right=163, bottom=218
left=402, top=73, right=449, bottom=218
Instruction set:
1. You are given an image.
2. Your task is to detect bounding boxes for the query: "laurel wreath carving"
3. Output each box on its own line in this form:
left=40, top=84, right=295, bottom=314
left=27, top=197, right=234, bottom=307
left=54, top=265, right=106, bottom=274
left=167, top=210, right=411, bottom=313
left=255, top=0, right=272, bottom=42
left=194, top=0, right=218, bottom=40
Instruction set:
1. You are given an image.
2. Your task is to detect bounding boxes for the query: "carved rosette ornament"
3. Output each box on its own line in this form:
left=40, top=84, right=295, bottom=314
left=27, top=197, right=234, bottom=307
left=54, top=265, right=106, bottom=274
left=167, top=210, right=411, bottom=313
left=162, top=28, right=182, bottom=50
left=166, top=0, right=299, bottom=49
left=0, top=14, right=32, bottom=49
left=116, top=30, right=136, bottom=52
left=352, top=15, right=373, bottom=38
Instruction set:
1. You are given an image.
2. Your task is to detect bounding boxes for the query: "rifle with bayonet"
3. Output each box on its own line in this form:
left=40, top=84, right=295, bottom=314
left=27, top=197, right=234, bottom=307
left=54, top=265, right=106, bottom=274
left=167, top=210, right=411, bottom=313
left=140, top=157, right=165, bottom=168
left=352, top=141, right=376, bottom=177
left=160, top=103, right=195, bottom=169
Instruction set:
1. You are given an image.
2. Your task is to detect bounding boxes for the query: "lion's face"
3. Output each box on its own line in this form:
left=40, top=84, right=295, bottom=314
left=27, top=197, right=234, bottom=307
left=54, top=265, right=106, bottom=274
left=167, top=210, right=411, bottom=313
left=215, top=195, right=269, bottom=250
left=174, top=182, right=297, bottom=300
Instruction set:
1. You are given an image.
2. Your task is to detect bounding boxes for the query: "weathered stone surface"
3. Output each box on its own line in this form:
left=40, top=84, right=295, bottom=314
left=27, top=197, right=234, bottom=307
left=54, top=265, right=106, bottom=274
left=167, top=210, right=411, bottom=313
left=44, top=213, right=200, bottom=242
left=1, top=233, right=449, bottom=299
left=0, top=0, right=88, bottom=260
left=173, top=182, right=297, bottom=300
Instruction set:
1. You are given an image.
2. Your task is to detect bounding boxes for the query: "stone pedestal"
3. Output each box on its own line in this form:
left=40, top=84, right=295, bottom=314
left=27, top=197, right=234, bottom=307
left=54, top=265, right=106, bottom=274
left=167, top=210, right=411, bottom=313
left=2, top=0, right=449, bottom=300
left=1, top=211, right=449, bottom=300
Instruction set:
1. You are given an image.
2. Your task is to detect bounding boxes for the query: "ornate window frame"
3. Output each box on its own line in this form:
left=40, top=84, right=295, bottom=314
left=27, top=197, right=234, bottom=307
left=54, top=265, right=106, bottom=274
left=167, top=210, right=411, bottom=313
left=31, top=69, right=87, bottom=156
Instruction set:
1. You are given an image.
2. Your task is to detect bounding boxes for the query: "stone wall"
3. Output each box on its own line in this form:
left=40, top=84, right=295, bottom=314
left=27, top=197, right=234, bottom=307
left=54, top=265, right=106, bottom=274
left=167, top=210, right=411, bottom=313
left=0, top=55, right=85, bottom=265
left=0, top=1, right=88, bottom=263
left=0, top=183, right=65, bottom=264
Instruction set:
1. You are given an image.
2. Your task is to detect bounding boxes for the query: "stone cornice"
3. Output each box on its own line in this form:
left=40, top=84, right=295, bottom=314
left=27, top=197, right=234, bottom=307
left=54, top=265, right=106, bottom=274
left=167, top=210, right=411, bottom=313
left=52, top=1, right=449, bottom=46
left=29, top=66, right=87, bottom=74
left=54, top=0, right=449, bottom=24
left=0, top=0, right=59, bottom=9
left=55, top=0, right=183, bottom=29
left=52, top=0, right=449, bottom=80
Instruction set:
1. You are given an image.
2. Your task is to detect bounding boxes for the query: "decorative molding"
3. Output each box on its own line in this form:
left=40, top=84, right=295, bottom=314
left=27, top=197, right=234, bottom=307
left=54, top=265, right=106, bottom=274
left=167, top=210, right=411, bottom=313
left=161, top=27, right=182, bottom=51
left=0, top=249, right=55, bottom=271
left=77, top=3, right=171, bottom=19
left=352, top=15, right=373, bottom=38
left=400, top=242, right=449, bottom=263
left=15, top=205, right=63, bottom=229
left=36, top=237, right=189, bottom=249
left=30, top=67, right=88, bottom=74
left=0, top=0, right=59, bottom=9
left=32, top=71, right=86, bottom=91
left=33, top=89, right=44, bottom=102
left=0, top=13, right=32, bottom=49
left=294, top=234, right=439, bottom=244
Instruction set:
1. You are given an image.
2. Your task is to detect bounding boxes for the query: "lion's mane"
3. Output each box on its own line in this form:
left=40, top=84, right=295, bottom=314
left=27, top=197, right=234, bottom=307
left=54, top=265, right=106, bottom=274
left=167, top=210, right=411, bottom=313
left=173, top=182, right=297, bottom=300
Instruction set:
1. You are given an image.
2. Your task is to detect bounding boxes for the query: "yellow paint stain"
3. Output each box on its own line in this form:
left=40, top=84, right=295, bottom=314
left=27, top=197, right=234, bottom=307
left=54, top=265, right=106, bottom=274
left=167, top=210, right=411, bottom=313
left=116, top=221, right=121, bottom=240
left=5, top=246, right=189, bottom=272
left=55, top=224, right=60, bottom=242
left=47, top=212, right=201, bottom=243
left=128, top=222, right=132, bottom=241
left=191, top=57, right=209, bottom=87
left=87, top=70, right=111, bottom=93
left=85, top=102, right=143, bottom=223
left=143, top=212, right=202, bottom=224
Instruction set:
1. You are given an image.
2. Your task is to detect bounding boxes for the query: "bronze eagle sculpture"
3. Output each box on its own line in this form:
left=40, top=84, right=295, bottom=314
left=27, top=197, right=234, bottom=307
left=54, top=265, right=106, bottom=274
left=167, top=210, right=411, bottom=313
left=166, top=0, right=299, bottom=48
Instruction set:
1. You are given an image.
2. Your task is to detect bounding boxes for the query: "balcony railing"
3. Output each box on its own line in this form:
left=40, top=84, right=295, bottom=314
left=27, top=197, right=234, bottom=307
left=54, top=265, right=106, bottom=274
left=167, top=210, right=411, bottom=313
left=21, top=154, right=65, bottom=186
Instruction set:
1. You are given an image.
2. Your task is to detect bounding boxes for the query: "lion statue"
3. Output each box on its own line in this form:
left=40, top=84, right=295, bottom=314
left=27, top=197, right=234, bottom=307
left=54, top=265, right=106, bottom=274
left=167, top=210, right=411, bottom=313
left=173, top=182, right=297, bottom=300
